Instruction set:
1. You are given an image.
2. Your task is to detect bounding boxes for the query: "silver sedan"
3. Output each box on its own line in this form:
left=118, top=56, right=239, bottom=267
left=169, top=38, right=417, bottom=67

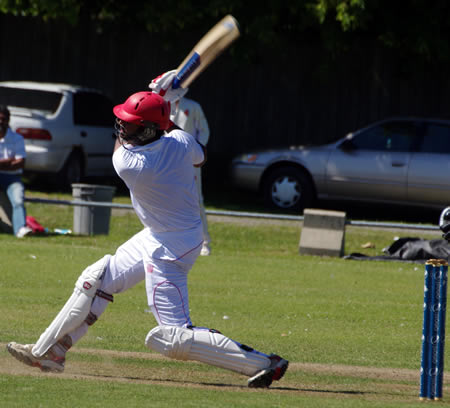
left=231, top=117, right=450, bottom=212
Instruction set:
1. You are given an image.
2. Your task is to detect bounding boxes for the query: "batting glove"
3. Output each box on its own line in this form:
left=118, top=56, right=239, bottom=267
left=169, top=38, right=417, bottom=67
left=439, top=207, right=450, bottom=241
left=149, top=70, right=189, bottom=104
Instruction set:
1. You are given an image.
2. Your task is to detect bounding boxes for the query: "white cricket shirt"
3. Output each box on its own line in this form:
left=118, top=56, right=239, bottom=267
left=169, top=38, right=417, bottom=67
left=113, top=129, right=204, bottom=260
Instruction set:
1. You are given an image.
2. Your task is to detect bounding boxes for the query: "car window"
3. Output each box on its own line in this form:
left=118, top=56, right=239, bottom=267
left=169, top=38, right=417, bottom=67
left=0, top=86, right=62, bottom=114
left=73, top=92, right=114, bottom=127
left=351, top=121, right=417, bottom=152
left=420, top=123, right=450, bottom=154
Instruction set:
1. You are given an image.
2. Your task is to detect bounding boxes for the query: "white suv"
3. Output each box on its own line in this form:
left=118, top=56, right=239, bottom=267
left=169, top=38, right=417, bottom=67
left=0, top=81, right=116, bottom=186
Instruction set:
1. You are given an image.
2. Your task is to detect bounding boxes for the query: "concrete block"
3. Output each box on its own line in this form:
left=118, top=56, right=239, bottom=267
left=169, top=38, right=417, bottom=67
left=299, top=208, right=346, bottom=257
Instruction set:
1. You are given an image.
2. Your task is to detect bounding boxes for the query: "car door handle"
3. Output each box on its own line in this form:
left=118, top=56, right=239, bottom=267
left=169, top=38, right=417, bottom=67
left=80, top=131, right=87, bottom=138
left=391, top=162, right=405, bottom=167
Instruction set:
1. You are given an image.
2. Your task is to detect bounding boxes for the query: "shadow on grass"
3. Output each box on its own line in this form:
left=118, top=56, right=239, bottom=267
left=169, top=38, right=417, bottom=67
left=84, top=372, right=371, bottom=396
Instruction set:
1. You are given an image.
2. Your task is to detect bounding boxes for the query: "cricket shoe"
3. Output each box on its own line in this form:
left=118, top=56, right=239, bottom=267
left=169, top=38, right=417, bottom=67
left=6, top=342, right=66, bottom=373
left=247, top=354, right=289, bottom=388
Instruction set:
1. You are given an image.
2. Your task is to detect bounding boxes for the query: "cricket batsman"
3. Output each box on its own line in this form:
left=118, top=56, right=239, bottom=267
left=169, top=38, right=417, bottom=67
left=6, top=71, right=289, bottom=388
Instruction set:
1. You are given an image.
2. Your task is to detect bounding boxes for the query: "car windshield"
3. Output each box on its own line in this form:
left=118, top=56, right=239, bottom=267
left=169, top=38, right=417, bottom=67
left=0, top=87, right=62, bottom=114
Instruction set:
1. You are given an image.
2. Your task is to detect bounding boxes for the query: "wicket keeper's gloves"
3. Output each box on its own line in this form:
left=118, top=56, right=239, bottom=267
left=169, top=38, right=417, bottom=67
left=439, top=207, right=450, bottom=242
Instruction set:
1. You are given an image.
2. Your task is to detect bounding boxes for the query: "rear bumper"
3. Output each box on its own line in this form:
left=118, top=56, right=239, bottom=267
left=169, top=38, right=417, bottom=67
left=24, top=144, right=69, bottom=173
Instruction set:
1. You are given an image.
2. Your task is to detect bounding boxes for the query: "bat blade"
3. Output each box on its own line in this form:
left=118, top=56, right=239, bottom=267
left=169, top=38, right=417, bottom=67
left=172, top=15, right=240, bottom=89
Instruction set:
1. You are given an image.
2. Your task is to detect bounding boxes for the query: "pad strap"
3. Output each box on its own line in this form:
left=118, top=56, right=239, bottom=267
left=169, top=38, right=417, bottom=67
left=96, top=290, right=114, bottom=302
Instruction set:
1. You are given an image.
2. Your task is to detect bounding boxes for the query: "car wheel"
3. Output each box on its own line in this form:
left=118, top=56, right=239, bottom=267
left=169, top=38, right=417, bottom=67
left=263, top=167, right=314, bottom=212
left=60, top=153, right=83, bottom=188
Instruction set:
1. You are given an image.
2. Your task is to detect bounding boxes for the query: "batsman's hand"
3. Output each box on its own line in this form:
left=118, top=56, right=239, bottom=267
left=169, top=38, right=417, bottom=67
left=149, top=70, right=188, bottom=104
left=439, top=207, right=450, bottom=242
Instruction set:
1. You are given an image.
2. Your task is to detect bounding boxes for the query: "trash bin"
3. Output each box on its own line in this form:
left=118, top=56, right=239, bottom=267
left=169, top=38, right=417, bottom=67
left=72, top=184, right=116, bottom=235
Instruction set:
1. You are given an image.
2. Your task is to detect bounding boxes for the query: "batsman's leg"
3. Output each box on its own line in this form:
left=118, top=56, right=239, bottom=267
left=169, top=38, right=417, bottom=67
left=7, top=228, right=151, bottom=372
left=32, top=255, right=112, bottom=357
left=144, top=256, right=288, bottom=387
left=146, top=326, right=289, bottom=388
left=7, top=255, right=113, bottom=372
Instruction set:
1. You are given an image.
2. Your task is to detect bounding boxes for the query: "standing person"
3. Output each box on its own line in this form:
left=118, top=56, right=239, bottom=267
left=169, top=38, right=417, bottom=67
left=171, top=97, right=211, bottom=256
left=6, top=80, right=288, bottom=388
left=0, top=105, right=32, bottom=238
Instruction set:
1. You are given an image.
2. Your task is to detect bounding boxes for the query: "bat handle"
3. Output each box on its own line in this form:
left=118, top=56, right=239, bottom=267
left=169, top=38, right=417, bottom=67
left=172, top=52, right=201, bottom=89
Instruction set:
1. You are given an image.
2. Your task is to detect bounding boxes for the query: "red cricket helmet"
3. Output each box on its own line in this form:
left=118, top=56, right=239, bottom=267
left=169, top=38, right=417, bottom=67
left=113, top=91, right=170, bottom=130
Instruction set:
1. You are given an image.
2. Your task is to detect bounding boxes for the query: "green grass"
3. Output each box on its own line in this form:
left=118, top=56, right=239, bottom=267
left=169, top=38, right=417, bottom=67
left=0, top=194, right=448, bottom=407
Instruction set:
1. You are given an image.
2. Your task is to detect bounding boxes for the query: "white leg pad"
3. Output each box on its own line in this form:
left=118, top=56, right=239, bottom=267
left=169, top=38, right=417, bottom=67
left=32, top=255, right=110, bottom=357
left=145, top=326, right=270, bottom=376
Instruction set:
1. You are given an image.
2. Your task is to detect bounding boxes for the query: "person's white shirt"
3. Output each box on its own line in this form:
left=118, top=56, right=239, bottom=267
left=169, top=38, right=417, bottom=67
left=112, top=129, right=204, bottom=260
left=0, top=128, right=26, bottom=175
left=171, top=98, right=210, bottom=146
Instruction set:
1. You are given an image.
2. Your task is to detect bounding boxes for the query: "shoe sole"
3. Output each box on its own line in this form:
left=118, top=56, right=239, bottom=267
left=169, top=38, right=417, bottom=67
left=6, top=343, right=64, bottom=373
left=248, top=368, right=274, bottom=388
left=248, top=360, right=289, bottom=388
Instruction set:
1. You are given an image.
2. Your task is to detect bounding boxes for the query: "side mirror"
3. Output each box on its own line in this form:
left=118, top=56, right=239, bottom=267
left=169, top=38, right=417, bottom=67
left=339, top=138, right=356, bottom=151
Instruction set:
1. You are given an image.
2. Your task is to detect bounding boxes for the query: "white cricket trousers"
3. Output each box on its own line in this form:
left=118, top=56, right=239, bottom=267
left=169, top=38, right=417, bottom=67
left=69, top=228, right=201, bottom=344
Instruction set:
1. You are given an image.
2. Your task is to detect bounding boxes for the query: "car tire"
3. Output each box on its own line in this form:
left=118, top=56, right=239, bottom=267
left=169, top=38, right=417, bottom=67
left=263, top=166, right=314, bottom=212
left=60, top=152, right=83, bottom=188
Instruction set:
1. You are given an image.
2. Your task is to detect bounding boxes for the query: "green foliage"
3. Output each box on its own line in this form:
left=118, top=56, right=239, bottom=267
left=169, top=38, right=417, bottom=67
left=0, top=0, right=81, bottom=24
left=2, top=0, right=450, bottom=62
left=312, top=0, right=366, bottom=30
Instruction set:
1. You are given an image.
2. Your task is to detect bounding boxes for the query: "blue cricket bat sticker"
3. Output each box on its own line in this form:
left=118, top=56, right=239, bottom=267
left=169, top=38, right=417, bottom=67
left=172, top=52, right=201, bottom=89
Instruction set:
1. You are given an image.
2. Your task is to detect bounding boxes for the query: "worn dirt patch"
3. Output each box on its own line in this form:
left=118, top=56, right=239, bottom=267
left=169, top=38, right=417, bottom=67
left=1, top=344, right=419, bottom=381
left=1, top=342, right=440, bottom=403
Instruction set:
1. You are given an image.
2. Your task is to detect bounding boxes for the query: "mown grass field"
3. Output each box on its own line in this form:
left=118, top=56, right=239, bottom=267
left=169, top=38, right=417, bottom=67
left=0, top=191, right=449, bottom=407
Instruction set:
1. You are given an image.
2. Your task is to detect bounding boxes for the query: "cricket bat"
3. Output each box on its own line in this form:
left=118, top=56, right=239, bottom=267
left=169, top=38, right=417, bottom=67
left=172, top=15, right=240, bottom=89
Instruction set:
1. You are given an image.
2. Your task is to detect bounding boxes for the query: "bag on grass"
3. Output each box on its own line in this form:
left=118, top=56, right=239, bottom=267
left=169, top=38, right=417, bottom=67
left=26, top=216, right=46, bottom=234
